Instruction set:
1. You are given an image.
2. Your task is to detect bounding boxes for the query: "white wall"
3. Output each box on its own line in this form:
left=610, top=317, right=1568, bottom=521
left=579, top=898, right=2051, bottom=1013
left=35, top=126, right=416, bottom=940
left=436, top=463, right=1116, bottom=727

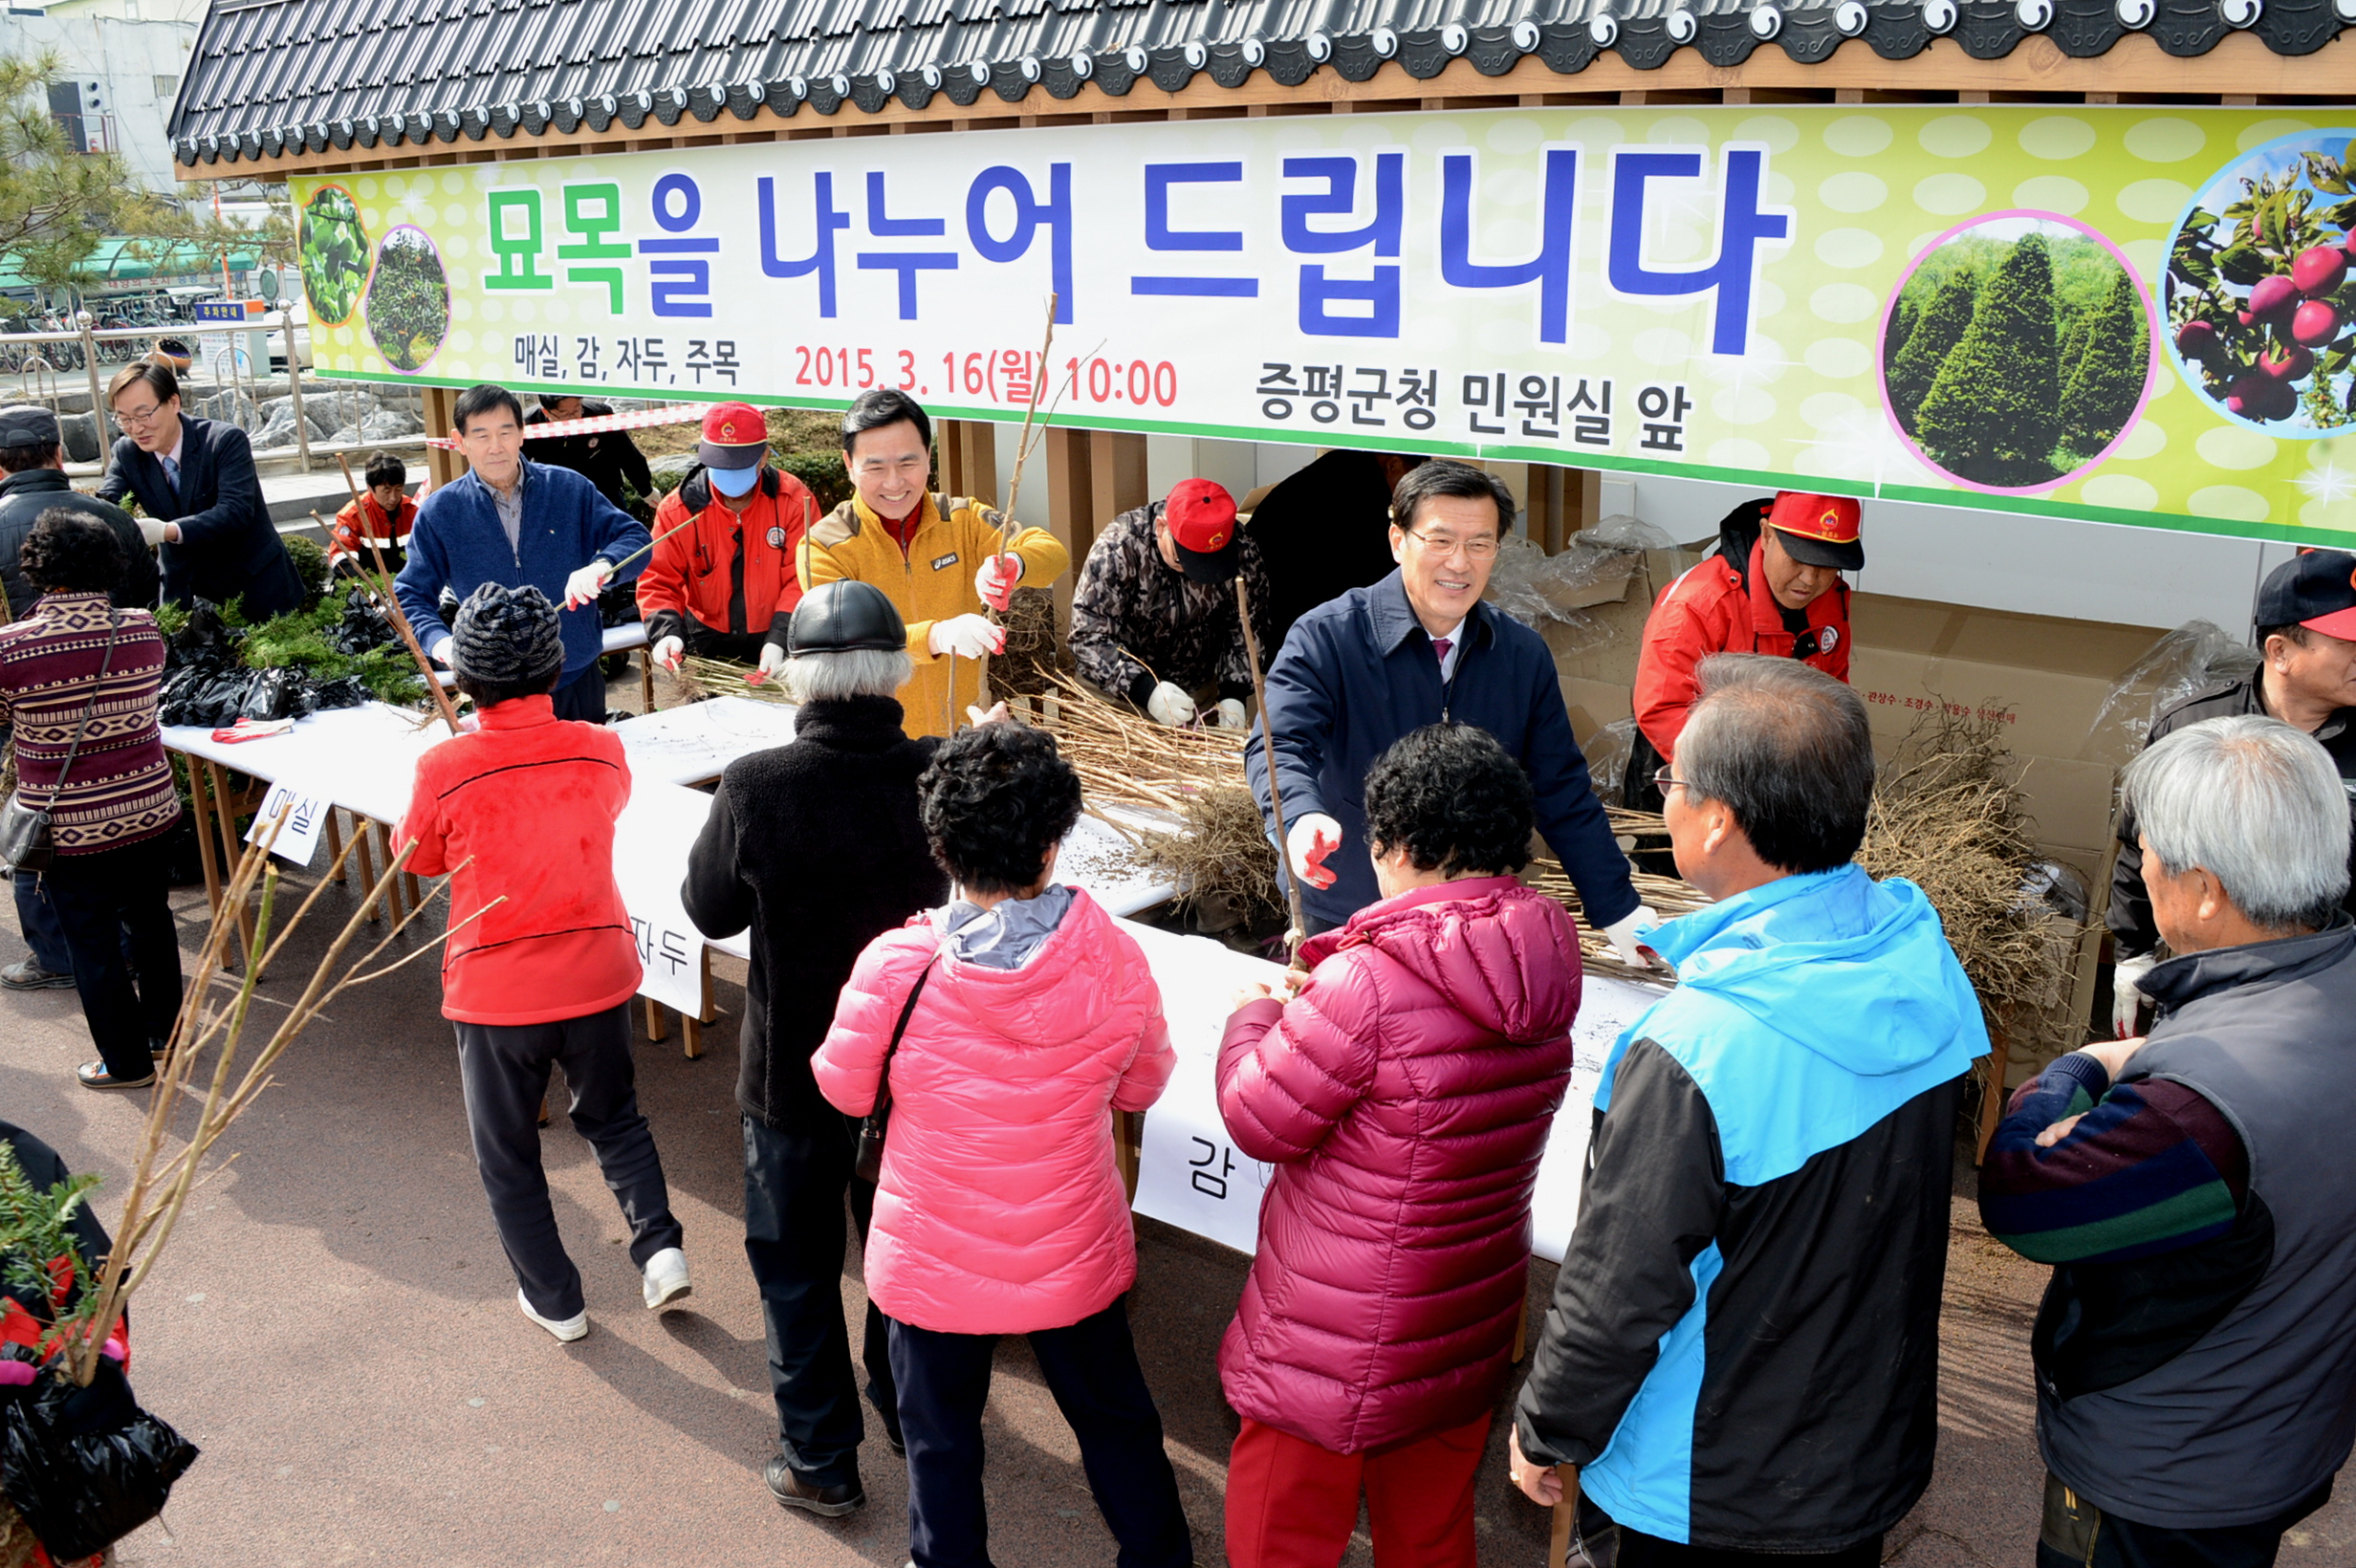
left=0, top=12, right=196, bottom=198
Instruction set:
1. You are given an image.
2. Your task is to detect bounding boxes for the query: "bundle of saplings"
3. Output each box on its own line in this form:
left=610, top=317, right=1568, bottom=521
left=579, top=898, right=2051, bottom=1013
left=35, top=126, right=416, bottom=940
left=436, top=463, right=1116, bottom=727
left=156, top=591, right=424, bottom=728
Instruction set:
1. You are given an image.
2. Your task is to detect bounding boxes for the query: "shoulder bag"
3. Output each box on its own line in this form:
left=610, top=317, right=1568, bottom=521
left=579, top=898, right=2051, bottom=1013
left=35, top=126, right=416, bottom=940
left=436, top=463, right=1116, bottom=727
left=0, top=610, right=120, bottom=874
left=852, top=957, right=936, bottom=1185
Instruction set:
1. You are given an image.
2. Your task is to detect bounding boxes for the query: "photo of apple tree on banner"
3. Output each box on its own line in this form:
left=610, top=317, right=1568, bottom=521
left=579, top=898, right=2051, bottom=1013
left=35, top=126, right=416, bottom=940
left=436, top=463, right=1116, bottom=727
left=2166, top=132, right=2356, bottom=435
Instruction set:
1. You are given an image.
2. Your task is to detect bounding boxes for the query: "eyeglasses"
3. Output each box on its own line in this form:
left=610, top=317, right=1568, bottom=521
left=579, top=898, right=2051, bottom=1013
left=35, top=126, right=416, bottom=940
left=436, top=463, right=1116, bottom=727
left=852, top=455, right=928, bottom=480
left=1651, top=766, right=1690, bottom=795
left=114, top=402, right=165, bottom=428
left=1404, top=528, right=1500, bottom=561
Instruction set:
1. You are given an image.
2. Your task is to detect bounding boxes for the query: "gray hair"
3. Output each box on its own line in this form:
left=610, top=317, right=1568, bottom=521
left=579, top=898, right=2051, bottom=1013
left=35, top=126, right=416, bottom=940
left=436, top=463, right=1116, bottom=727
left=784, top=646, right=913, bottom=704
left=1680, top=653, right=1877, bottom=873
left=2123, top=714, right=2349, bottom=932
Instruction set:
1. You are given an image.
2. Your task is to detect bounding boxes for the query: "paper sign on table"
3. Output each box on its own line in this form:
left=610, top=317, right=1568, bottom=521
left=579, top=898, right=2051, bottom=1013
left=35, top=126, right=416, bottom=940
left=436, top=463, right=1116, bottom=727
left=629, top=910, right=706, bottom=1016
left=244, top=778, right=331, bottom=867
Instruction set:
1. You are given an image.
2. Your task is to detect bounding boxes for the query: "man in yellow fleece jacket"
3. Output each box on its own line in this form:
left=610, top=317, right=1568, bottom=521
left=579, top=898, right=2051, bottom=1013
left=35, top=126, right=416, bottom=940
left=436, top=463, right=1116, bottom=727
left=797, top=390, right=1068, bottom=737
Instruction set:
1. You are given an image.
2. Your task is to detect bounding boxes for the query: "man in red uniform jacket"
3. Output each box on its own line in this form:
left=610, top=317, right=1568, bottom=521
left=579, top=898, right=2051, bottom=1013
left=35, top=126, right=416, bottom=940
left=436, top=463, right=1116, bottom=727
left=1625, top=491, right=1860, bottom=813
left=637, top=403, right=817, bottom=680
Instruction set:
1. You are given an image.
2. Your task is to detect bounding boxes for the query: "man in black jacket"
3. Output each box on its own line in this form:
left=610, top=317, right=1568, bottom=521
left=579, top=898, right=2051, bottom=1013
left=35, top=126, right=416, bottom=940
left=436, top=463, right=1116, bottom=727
left=95, top=361, right=303, bottom=620
left=2108, top=550, right=2356, bottom=1034
left=525, top=395, right=654, bottom=513
left=680, top=579, right=947, bottom=1521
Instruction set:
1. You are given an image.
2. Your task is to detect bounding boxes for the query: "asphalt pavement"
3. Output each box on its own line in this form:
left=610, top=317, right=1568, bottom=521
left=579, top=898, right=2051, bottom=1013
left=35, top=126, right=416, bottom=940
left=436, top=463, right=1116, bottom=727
left=4, top=838, right=2349, bottom=1567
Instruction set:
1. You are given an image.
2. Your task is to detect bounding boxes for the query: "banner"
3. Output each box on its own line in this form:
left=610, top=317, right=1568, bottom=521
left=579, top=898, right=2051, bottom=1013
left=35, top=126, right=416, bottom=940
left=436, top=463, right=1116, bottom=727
left=294, top=108, right=2356, bottom=546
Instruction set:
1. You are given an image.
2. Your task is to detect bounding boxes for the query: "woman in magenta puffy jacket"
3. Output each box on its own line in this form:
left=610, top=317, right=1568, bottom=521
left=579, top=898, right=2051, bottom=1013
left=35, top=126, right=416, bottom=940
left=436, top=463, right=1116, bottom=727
left=813, top=722, right=1191, bottom=1568
left=1217, top=723, right=1583, bottom=1568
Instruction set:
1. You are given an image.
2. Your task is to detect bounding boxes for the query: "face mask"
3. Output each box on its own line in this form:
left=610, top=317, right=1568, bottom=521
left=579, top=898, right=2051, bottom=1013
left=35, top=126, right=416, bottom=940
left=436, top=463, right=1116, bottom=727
left=708, top=463, right=762, bottom=498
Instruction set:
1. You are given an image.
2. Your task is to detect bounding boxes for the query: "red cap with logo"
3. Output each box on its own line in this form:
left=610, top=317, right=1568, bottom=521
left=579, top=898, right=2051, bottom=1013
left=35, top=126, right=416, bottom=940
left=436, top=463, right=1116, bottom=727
left=1164, top=478, right=1242, bottom=583
left=1765, top=490, right=1865, bottom=572
left=697, top=402, right=768, bottom=470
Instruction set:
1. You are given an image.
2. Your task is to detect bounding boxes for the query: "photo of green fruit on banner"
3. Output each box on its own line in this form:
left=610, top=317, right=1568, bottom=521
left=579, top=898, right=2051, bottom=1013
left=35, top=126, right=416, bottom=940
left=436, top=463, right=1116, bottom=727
left=2167, top=131, right=2356, bottom=434
left=296, top=184, right=370, bottom=328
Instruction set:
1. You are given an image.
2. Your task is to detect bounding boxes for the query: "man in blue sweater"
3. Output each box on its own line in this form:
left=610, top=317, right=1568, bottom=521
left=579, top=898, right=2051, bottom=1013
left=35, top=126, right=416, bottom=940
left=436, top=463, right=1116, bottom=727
left=1246, top=459, right=1648, bottom=956
left=397, top=384, right=650, bottom=723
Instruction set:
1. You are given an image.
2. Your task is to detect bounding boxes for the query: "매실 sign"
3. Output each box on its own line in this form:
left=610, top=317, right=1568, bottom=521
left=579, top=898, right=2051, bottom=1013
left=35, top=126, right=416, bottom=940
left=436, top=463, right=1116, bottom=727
left=294, top=107, right=2356, bottom=546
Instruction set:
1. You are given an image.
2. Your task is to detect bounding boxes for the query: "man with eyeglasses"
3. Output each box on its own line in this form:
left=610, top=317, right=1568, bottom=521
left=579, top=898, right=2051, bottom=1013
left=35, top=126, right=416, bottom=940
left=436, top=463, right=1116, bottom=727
left=796, top=389, right=1068, bottom=738
left=96, top=359, right=305, bottom=620
left=1247, top=459, right=1651, bottom=957
left=1625, top=491, right=1861, bottom=815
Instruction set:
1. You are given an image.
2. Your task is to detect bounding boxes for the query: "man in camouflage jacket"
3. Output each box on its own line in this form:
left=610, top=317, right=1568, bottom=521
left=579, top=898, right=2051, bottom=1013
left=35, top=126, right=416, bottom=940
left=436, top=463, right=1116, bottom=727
left=1069, top=479, right=1276, bottom=728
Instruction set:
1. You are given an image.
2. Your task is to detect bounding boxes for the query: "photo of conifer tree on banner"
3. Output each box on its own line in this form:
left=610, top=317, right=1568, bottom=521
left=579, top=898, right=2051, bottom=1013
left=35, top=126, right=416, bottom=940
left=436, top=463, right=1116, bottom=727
left=1881, top=217, right=2149, bottom=490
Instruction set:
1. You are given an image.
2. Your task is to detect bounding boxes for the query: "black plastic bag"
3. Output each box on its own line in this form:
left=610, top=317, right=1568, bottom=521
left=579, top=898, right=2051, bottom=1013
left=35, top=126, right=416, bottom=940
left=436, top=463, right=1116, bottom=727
left=0, top=1360, right=199, bottom=1562
left=164, top=599, right=238, bottom=674
left=308, top=675, right=368, bottom=710
left=185, top=670, right=251, bottom=729
left=329, top=587, right=398, bottom=658
left=237, top=666, right=308, bottom=723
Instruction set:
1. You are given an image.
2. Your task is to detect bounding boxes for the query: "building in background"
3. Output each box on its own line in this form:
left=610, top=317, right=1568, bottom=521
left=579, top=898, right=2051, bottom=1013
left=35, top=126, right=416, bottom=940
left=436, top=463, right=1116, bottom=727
left=0, top=3, right=196, bottom=196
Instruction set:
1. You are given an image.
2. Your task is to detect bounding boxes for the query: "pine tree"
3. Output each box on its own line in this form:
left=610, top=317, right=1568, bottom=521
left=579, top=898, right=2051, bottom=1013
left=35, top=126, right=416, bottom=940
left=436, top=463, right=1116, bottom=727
left=2061, top=267, right=2150, bottom=457
left=1914, top=233, right=2064, bottom=485
left=2057, top=310, right=2094, bottom=392
left=1885, top=268, right=1978, bottom=435
left=1886, top=296, right=1920, bottom=368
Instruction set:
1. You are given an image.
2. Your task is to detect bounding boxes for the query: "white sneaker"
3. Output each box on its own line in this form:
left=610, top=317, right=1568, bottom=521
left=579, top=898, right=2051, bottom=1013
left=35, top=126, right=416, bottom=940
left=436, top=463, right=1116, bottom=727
left=642, top=1247, right=691, bottom=1311
left=516, top=1289, right=589, bottom=1342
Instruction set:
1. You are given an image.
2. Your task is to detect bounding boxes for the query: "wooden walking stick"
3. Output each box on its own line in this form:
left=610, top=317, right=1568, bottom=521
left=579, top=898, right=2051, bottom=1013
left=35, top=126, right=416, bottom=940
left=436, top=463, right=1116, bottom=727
left=1234, top=575, right=1306, bottom=960
left=1549, top=1466, right=1582, bottom=1568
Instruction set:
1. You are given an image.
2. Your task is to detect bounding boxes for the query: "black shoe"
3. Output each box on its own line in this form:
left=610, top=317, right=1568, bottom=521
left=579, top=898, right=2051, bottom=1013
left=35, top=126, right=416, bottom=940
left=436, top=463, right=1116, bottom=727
left=2, top=958, right=74, bottom=991
left=765, top=1456, right=864, bottom=1517
left=76, top=1060, right=155, bottom=1091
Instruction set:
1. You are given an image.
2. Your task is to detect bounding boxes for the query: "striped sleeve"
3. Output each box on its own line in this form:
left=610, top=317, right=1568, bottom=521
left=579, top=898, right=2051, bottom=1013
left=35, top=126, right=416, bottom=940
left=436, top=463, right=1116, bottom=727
left=1978, top=1053, right=2249, bottom=1266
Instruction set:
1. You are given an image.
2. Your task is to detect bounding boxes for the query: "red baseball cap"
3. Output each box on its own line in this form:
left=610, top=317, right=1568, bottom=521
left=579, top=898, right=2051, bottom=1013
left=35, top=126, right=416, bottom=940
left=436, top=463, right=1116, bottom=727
left=697, top=402, right=768, bottom=470
left=1164, top=479, right=1241, bottom=583
left=1765, top=490, right=1865, bottom=571
left=2256, top=549, right=2356, bottom=642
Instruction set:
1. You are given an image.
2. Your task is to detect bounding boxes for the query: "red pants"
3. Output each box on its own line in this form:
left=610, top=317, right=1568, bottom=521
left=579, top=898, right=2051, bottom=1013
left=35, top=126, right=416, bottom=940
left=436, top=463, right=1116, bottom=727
left=1225, top=1412, right=1492, bottom=1568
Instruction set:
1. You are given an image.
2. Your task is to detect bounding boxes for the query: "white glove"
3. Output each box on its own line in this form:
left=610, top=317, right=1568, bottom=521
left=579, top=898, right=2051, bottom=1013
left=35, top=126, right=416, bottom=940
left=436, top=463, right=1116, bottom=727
left=974, top=553, right=1023, bottom=611
left=757, top=642, right=785, bottom=679
left=136, top=516, right=168, bottom=547
left=1211, top=697, right=1249, bottom=730
left=927, top=614, right=1005, bottom=660
left=562, top=558, right=613, bottom=611
left=429, top=635, right=455, bottom=667
left=1285, top=813, right=1342, bottom=891
left=2111, top=952, right=2156, bottom=1039
left=1603, top=905, right=1661, bottom=969
left=1145, top=682, right=1197, bottom=727
left=651, top=635, right=684, bottom=672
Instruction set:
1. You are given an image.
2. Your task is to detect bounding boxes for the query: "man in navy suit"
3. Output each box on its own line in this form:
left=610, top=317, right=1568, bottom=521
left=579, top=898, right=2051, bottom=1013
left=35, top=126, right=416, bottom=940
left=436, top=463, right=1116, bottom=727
left=97, top=360, right=304, bottom=621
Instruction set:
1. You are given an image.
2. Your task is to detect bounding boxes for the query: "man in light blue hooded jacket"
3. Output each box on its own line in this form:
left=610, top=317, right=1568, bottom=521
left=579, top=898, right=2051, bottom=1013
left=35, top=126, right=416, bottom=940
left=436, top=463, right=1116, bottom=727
left=1508, top=653, right=1987, bottom=1567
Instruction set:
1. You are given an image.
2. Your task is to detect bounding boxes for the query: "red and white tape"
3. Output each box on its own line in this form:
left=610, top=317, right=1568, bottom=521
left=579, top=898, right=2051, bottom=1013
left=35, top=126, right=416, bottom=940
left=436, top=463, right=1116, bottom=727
left=425, top=403, right=716, bottom=450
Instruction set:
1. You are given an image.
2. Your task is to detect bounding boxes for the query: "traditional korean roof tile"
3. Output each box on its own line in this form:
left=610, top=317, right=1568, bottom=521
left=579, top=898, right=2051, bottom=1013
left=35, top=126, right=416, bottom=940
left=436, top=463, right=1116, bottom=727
left=169, top=0, right=2353, bottom=169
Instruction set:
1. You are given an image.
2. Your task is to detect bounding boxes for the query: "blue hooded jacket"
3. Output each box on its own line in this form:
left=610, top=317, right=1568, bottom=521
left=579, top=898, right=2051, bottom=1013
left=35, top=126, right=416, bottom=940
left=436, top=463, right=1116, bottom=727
left=1520, top=863, right=1988, bottom=1553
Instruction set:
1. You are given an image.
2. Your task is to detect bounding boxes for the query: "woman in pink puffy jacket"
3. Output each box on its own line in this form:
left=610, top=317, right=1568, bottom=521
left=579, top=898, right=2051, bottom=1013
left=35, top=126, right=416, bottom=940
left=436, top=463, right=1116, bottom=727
left=813, top=722, right=1191, bottom=1568
left=1218, top=723, right=1583, bottom=1568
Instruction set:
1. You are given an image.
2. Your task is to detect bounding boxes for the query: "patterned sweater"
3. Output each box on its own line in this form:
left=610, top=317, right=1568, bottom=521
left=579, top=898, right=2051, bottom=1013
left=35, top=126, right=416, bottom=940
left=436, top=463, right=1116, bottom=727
left=0, top=592, right=179, bottom=856
left=1069, top=501, right=1276, bottom=708
left=1979, top=1051, right=2249, bottom=1264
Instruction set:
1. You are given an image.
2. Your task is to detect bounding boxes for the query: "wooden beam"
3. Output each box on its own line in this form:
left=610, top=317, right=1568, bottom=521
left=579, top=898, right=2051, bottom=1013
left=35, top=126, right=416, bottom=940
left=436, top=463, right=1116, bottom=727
left=1089, top=430, right=1149, bottom=535
left=187, top=31, right=2356, bottom=181
left=942, top=418, right=998, bottom=505
left=1044, top=425, right=1093, bottom=633
left=423, top=385, right=466, bottom=488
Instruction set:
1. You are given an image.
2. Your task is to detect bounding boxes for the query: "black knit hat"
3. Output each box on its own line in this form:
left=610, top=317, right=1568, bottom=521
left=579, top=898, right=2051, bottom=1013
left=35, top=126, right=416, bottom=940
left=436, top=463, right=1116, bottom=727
left=451, top=582, right=563, bottom=685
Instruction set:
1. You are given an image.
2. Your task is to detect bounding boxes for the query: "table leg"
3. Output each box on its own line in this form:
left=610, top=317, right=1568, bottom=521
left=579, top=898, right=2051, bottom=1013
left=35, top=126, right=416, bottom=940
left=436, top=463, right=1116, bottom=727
left=639, top=647, right=656, bottom=712
left=1116, top=1109, right=1142, bottom=1204
left=182, top=754, right=222, bottom=916
left=351, top=816, right=381, bottom=923
left=644, top=997, right=668, bottom=1043
left=324, top=811, right=347, bottom=884
left=205, top=760, right=254, bottom=961
left=403, top=869, right=423, bottom=914
left=368, top=819, right=404, bottom=924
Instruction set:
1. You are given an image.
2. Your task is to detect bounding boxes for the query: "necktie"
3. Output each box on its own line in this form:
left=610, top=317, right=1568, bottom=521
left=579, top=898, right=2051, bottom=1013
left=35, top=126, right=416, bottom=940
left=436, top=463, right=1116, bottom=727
left=1432, top=636, right=1452, bottom=671
left=160, top=454, right=181, bottom=506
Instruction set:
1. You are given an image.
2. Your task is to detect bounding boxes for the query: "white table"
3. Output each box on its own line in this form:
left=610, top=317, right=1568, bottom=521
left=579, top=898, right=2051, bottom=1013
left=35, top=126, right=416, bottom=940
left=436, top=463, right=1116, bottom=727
left=610, top=695, right=798, bottom=786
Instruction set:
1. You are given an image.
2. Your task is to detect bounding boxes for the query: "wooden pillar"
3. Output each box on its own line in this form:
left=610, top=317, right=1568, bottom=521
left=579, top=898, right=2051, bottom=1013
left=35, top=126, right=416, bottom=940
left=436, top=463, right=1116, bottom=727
left=1044, top=426, right=1094, bottom=632
left=423, top=386, right=467, bottom=488
left=942, top=418, right=999, bottom=506
left=1088, top=431, right=1149, bottom=532
left=1526, top=464, right=1603, bottom=553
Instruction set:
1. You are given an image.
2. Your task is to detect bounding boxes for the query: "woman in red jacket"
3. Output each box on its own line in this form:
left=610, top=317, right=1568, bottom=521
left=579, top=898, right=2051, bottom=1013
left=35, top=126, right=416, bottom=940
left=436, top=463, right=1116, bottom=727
left=1217, top=723, right=1583, bottom=1568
